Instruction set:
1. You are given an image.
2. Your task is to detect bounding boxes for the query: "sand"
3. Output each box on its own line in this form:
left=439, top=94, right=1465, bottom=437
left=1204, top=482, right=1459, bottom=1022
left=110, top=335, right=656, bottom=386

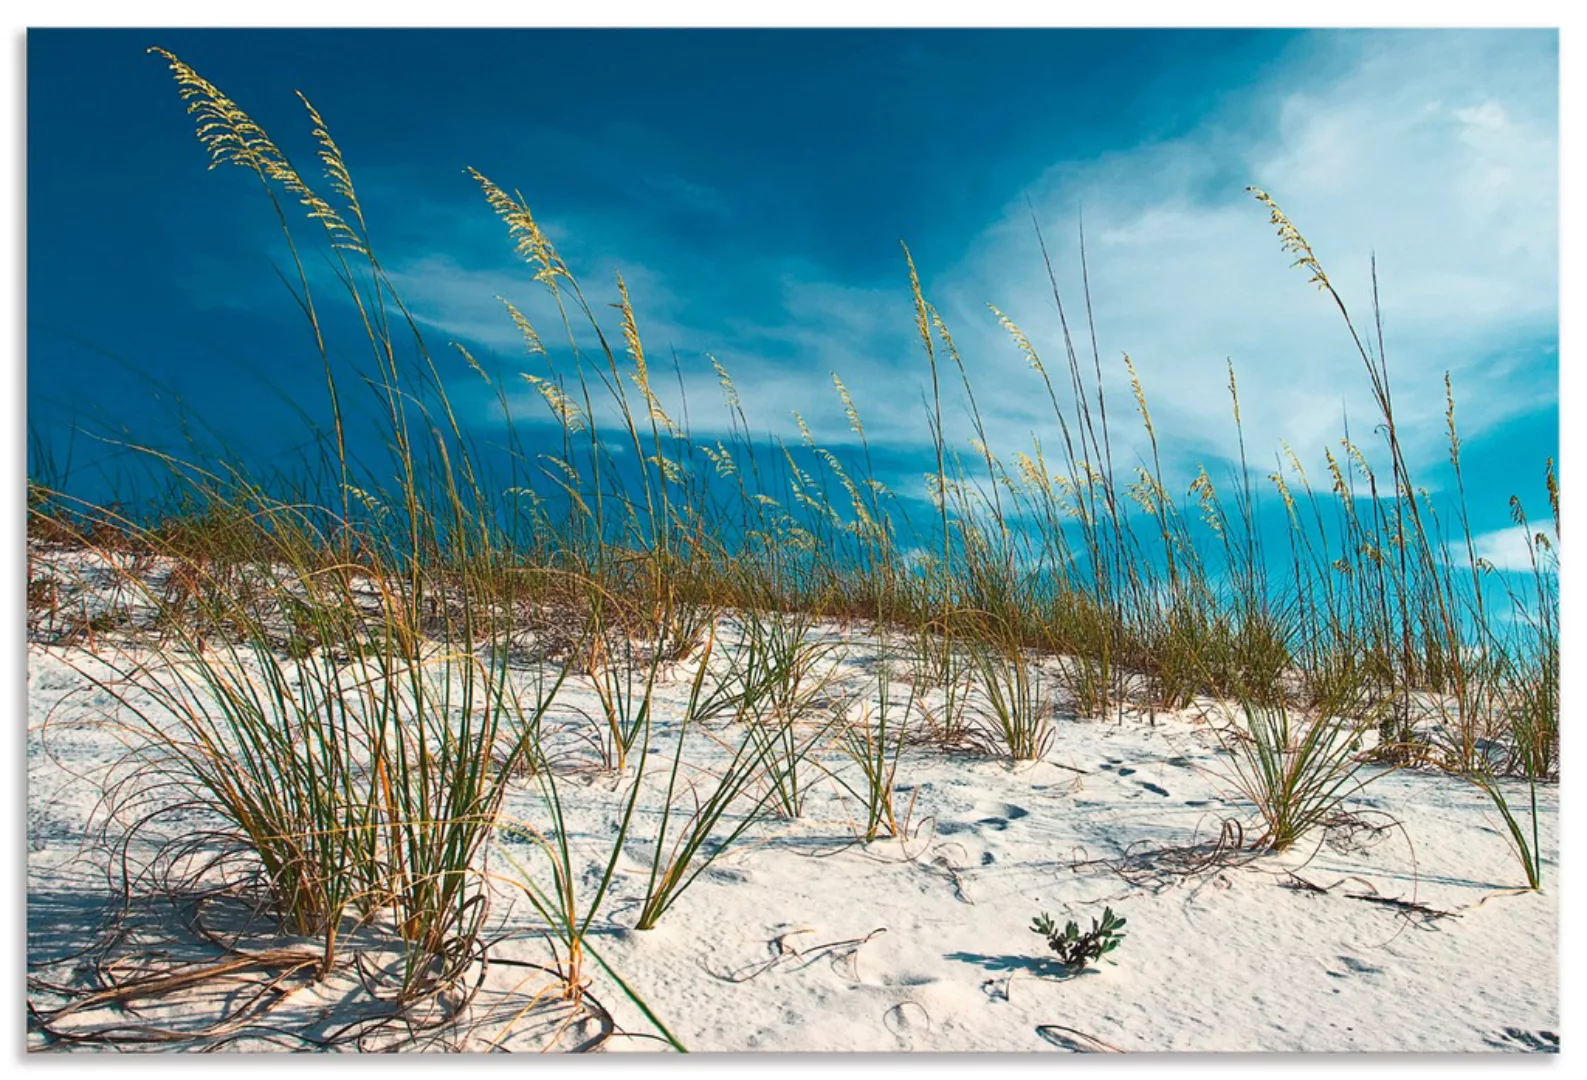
left=25, top=555, right=1559, bottom=1053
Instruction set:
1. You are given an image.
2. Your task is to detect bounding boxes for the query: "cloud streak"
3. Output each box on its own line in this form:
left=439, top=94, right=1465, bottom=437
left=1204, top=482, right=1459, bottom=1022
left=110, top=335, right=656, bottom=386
left=387, top=30, right=1555, bottom=505
left=934, top=29, right=1556, bottom=479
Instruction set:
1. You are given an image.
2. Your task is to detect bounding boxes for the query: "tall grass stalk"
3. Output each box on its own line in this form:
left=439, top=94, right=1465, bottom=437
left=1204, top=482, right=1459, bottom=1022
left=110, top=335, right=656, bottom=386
left=834, top=658, right=915, bottom=842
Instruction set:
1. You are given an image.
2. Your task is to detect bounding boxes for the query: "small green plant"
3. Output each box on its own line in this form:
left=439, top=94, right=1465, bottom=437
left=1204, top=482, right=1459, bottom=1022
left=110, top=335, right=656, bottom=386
left=1030, top=907, right=1127, bottom=971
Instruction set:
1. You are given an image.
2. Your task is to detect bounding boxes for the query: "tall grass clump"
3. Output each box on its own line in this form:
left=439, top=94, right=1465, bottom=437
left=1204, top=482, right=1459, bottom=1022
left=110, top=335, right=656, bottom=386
left=833, top=655, right=915, bottom=841
left=713, top=606, right=842, bottom=818
left=49, top=482, right=571, bottom=1000
left=965, top=631, right=1054, bottom=761
left=906, top=615, right=976, bottom=746
left=504, top=627, right=790, bottom=947
left=630, top=634, right=793, bottom=929
left=1214, top=691, right=1385, bottom=852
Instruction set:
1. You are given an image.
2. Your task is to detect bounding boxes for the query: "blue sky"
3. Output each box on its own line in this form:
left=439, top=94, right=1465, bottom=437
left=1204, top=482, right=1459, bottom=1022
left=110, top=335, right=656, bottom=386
left=28, top=28, right=1558, bottom=565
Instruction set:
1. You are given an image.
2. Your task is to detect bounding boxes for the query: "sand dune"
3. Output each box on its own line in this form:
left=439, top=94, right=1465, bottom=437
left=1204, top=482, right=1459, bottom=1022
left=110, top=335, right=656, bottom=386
left=26, top=587, right=1558, bottom=1053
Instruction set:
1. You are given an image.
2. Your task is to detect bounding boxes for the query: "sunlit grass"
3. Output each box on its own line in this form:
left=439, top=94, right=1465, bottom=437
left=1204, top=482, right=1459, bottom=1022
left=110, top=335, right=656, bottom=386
left=22, top=46, right=1560, bottom=1047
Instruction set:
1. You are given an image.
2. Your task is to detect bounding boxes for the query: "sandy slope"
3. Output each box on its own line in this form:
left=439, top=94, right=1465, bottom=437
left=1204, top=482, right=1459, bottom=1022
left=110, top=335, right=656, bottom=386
left=26, top=619, right=1559, bottom=1053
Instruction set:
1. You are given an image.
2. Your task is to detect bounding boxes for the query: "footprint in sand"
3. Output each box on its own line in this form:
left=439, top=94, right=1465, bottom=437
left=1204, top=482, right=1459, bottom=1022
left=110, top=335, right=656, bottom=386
left=884, top=1000, right=933, bottom=1044
left=1327, top=956, right=1384, bottom=978
left=1139, top=782, right=1170, bottom=797
left=972, top=802, right=1030, bottom=831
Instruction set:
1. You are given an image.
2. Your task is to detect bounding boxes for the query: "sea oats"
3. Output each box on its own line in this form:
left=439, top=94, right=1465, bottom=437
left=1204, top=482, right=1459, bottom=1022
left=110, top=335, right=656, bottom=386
left=708, top=354, right=741, bottom=409
left=1269, top=467, right=1300, bottom=527
left=498, top=297, right=548, bottom=356
left=296, top=92, right=365, bottom=238
left=342, top=484, right=389, bottom=522
left=698, top=441, right=737, bottom=479
left=450, top=342, right=492, bottom=385
left=1325, top=447, right=1350, bottom=499
left=813, top=447, right=877, bottom=537
left=1227, top=359, right=1242, bottom=426
left=1122, top=353, right=1153, bottom=440
left=1013, top=451, right=1045, bottom=493
left=647, top=453, right=685, bottom=485
left=522, top=374, right=585, bottom=433
left=1190, top=467, right=1223, bottom=534
left=502, top=485, right=544, bottom=509
left=1248, top=186, right=1329, bottom=292
left=1546, top=457, right=1559, bottom=530
left=987, top=304, right=1044, bottom=375
left=901, top=242, right=934, bottom=364
left=468, top=167, right=567, bottom=287
left=150, top=48, right=364, bottom=255
left=1127, top=466, right=1163, bottom=518
left=831, top=373, right=864, bottom=438
left=1280, top=440, right=1308, bottom=484
left=792, top=411, right=815, bottom=448
left=1444, top=372, right=1463, bottom=467
left=615, top=275, right=674, bottom=431
left=1341, top=439, right=1375, bottom=486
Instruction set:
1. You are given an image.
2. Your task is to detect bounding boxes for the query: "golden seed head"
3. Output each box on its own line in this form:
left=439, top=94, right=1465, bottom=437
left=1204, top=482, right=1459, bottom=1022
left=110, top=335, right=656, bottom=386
left=708, top=354, right=740, bottom=409
left=497, top=297, right=547, bottom=356
left=150, top=48, right=364, bottom=255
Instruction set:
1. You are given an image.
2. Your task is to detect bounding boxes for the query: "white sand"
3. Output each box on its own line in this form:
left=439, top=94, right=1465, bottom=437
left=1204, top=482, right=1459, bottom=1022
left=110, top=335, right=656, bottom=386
left=26, top=568, right=1559, bottom=1053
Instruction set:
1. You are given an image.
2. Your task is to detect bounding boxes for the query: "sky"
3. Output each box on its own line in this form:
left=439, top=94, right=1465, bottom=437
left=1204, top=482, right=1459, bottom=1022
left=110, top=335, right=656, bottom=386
left=27, top=28, right=1559, bottom=566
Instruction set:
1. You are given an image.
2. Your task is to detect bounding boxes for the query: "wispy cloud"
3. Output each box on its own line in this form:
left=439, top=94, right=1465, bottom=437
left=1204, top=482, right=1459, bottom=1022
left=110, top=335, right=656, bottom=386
left=386, top=30, right=1555, bottom=498
left=932, top=29, right=1556, bottom=480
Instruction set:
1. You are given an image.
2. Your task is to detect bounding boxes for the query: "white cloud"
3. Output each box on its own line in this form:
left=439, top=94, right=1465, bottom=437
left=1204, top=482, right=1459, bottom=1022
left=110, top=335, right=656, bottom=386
left=392, top=30, right=1556, bottom=502
left=1471, top=523, right=1558, bottom=574
left=930, top=30, right=1557, bottom=485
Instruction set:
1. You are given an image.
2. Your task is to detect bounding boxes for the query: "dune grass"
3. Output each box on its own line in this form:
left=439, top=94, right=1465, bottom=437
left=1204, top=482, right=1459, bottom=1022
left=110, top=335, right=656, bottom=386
left=963, top=629, right=1055, bottom=762
left=1214, top=691, right=1387, bottom=853
left=23, top=47, right=1561, bottom=1046
left=834, top=654, right=915, bottom=842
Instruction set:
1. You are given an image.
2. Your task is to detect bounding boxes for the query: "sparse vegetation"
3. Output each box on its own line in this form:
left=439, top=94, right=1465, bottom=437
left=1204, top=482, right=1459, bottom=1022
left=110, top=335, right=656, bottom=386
left=24, top=45, right=1557, bottom=1052
left=1031, top=907, right=1127, bottom=971
left=1214, top=694, right=1385, bottom=853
